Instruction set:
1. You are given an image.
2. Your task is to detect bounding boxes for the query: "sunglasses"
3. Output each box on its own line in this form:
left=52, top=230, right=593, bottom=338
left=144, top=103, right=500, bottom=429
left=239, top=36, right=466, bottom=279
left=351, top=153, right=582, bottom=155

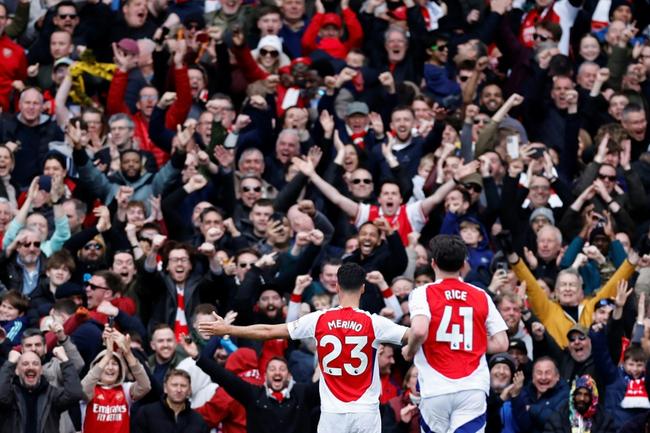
left=569, top=334, right=587, bottom=343
left=598, top=174, right=616, bottom=182
left=19, top=241, right=41, bottom=248
left=58, top=13, right=77, bottom=19
left=242, top=186, right=262, bottom=193
left=431, top=44, right=448, bottom=51
left=462, top=183, right=482, bottom=193
left=238, top=262, right=255, bottom=269
left=260, top=48, right=279, bottom=58
left=458, top=75, right=471, bottom=82
left=83, top=243, right=103, bottom=251
left=533, top=33, right=549, bottom=42
left=352, top=178, right=372, bottom=185
left=473, top=117, right=489, bottom=125
left=86, top=282, right=109, bottom=291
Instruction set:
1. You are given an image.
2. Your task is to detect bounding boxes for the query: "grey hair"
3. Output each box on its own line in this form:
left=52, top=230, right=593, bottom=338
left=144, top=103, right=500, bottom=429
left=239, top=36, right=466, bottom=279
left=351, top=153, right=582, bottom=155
left=538, top=224, right=562, bottom=244
left=384, top=25, right=407, bottom=43
left=108, top=113, right=134, bottom=129
left=277, top=128, right=300, bottom=143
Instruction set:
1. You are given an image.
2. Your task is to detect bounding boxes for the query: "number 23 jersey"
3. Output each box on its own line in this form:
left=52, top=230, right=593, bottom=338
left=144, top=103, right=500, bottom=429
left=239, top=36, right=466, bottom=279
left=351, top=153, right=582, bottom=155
left=288, top=306, right=407, bottom=413
left=409, top=278, right=507, bottom=398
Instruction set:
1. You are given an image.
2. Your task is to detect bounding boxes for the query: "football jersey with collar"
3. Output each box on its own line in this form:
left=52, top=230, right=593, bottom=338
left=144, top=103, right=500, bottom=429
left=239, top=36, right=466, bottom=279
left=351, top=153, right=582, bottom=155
left=288, top=306, right=407, bottom=413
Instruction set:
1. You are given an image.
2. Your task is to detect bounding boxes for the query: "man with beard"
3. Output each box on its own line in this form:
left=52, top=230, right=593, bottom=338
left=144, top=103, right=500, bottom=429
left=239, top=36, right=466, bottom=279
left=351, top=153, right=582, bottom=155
left=621, top=103, right=649, bottom=160
left=148, top=325, right=183, bottom=389
left=543, top=374, right=616, bottom=433
left=0, top=227, right=48, bottom=295
left=0, top=347, right=83, bottom=433
left=263, top=129, right=301, bottom=190
left=295, top=155, right=480, bottom=245
left=534, top=324, right=597, bottom=384
left=486, top=353, right=523, bottom=433
left=71, top=122, right=186, bottom=208
left=142, top=237, right=224, bottom=338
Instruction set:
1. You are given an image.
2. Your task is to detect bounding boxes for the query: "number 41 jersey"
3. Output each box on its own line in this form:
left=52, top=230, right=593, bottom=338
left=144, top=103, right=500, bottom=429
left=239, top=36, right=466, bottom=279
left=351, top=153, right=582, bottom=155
left=288, top=306, right=407, bottom=413
left=409, top=278, right=507, bottom=398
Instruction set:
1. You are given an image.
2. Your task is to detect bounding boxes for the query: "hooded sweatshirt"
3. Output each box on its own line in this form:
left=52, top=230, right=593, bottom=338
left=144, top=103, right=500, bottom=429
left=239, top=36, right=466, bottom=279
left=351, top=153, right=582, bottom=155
left=196, top=348, right=263, bottom=433
left=81, top=349, right=151, bottom=433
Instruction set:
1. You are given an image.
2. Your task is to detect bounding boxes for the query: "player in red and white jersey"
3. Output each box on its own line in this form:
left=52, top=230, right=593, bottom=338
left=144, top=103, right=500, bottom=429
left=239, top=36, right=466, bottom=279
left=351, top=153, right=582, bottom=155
left=198, top=263, right=409, bottom=433
left=403, top=235, right=508, bottom=433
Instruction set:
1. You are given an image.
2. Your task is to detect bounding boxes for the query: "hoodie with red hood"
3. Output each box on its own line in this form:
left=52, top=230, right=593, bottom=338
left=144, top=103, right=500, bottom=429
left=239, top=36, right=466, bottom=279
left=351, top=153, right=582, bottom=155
left=196, top=348, right=263, bottom=433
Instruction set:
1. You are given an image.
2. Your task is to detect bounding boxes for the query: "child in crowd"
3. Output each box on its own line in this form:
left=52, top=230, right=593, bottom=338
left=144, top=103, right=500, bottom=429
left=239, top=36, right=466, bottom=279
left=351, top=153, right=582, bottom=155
left=0, top=290, right=29, bottom=344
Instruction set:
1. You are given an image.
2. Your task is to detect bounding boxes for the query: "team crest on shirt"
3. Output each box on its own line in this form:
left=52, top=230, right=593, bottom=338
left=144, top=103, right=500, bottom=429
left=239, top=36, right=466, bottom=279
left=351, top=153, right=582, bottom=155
left=2, top=48, right=12, bottom=58
left=115, top=393, right=123, bottom=401
left=96, top=394, right=105, bottom=400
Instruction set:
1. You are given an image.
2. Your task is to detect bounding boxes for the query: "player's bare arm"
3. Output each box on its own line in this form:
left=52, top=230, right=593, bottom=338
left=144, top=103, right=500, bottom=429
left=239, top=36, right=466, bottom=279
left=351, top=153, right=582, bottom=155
left=487, top=330, right=509, bottom=354
left=402, top=315, right=429, bottom=361
left=198, top=312, right=290, bottom=340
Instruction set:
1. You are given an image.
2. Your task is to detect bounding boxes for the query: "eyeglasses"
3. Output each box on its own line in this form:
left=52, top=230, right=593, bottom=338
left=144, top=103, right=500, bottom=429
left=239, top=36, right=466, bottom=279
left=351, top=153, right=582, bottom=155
left=352, top=178, right=372, bottom=184
left=58, top=13, right=77, bottom=19
left=86, top=282, right=109, bottom=291
left=598, top=174, right=616, bottom=181
left=260, top=48, right=279, bottom=58
left=242, top=186, right=262, bottom=193
left=83, top=243, right=102, bottom=251
left=238, top=262, right=255, bottom=269
left=19, top=241, right=41, bottom=248
left=568, top=334, right=587, bottom=343
left=168, top=257, right=190, bottom=264
left=533, top=33, right=549, bottom=42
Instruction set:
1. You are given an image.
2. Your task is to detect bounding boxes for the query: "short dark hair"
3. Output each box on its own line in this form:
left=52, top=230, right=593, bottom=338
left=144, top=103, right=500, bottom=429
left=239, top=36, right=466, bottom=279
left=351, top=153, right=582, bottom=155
left=266, top=356, right=288, bottom=369
left=320, top=257, right=343, bottom=273
left=336, top=263, right=366, bottom=292
left=624, top=345, right=647, bottom=363
left=55, top=1, right=77, bottom=14
left=533, top=356, right=560, bottom=374
left=164, top=368, right=191, bottom=385
left=428, top=235, right=467, bottom=272
left=22, top=328, right=45, bottom=344
left=536, top=20, right=562, bottom=42
left=120, top=149, right=141, bottom=161
left=53, top=299, right=78, bottom=315
left=252, top=198, right=274, bottom=209
left=94, top=270, right=124, bottom=294
left=199, top=206, right=225, bottom=222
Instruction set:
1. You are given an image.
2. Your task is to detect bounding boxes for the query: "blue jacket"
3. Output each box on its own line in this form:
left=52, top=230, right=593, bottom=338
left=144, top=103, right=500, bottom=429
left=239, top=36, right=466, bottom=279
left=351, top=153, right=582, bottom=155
left=512, top=380, right=568, bottom=433
left=590, top=328, right=649, bottom=428
left=440, top=212, right=494, bottom=271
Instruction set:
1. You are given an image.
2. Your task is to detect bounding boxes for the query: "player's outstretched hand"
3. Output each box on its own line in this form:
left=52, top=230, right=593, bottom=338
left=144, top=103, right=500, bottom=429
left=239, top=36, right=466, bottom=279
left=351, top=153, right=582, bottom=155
left=197, top=312, right=228, bottom=337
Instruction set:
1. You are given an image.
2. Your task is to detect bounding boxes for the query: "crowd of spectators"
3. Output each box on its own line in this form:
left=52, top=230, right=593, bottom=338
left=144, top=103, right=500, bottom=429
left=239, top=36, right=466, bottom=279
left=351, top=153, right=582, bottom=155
left=2, top=0, right=650, bottom=431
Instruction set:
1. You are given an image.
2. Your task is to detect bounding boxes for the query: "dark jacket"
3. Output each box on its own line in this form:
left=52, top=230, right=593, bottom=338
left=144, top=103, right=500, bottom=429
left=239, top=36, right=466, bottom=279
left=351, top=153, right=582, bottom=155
left=0, top=114, right=64, bottom=189
left=542, top=402, right=617, bottom=433
left=133, top=397, right=209, bottom=433
left=0, top=251, right=48, bottom=295
left=512, top=380, right=569, bottom=433
left=196, top=350, right=320, bottom=433
left=0, top=359, right=84, bottom=433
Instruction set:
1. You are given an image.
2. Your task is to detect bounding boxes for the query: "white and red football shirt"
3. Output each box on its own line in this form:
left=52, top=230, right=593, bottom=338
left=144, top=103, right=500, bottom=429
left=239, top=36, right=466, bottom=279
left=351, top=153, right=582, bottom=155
left=355, top=202, right=427, bottom=245
left=288, top=306, right=407, bottom=413
left=409, top=278, right=507, bottom=398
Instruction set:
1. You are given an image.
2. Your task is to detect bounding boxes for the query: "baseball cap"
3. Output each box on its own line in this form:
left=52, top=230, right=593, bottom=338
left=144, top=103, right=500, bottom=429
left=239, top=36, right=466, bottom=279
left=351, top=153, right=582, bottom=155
left=321, top=13, right=342, bottom=29
left=460, top=172, right=483, bottom=189
left=489, top=353, right=516, bottom=376
left=508, top=338, right=528, bottom=355
left=595, top=298, right=615, bottom=310
left=346, top=101, right=369, bottom=117
left=529, top=207, right=555, bottom=226
left=567, top=324, right=589, bottom=338
left=117, top=38, right=139, bottom=55
left=53, top=57, right=73, bottom=70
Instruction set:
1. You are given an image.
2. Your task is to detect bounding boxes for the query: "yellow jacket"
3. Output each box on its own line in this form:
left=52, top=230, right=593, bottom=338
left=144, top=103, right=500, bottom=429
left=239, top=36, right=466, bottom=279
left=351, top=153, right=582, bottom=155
left=511, top=258, right=635, bottom=348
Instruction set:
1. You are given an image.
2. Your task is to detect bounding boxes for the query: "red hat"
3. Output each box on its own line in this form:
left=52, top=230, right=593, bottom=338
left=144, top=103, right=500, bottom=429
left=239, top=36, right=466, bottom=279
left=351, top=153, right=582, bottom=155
left=291, top=57, right=312, bottom=68
left=318, top=38, right=347, bottom=59
left=388, top=6, right=407, bottom=21
left=321, top=13, right=342, bottom=29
